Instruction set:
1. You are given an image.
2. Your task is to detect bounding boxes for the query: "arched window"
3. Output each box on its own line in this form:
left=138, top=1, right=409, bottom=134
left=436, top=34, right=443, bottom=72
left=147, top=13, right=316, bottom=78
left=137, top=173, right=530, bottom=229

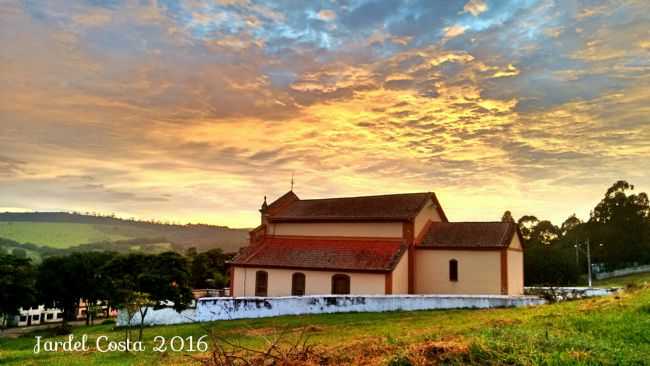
left=291, top=272, right=306, bottom=296
left=331, top=274, right=350, bottom=295
left=255, top=270, right=268, bottom=296
left=449, top=259, right=458, bottom=282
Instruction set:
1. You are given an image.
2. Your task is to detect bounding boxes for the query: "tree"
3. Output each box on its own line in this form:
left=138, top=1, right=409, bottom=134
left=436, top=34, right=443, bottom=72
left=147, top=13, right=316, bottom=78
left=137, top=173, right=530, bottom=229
left=516, top=181, right=650, bottom=285
left=518, top=216, right=580, bottom=285
left=560, top=214, right=582, bottom=237
left=103, top=253, right=150, bottom=341
left=189, top=249, right=231, bottom=288
left=517, top=215, right=539, bottom=241
left=72, top=252, right=116, bottom=325
left=589, top=180, right=650, bottom=268
left=36, top=256, right=82, bottom=328
left=0, top=254, right=35, bottom=330
left=104, top=252, right=193, bottom=341
left=501, top=210, right=515, bottom=223
left=530, top=221, right=560, bottom=246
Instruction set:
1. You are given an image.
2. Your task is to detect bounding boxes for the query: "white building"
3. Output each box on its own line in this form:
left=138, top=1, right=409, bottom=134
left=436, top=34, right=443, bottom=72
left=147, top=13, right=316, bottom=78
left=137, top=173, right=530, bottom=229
left=14, top=305, right=63, bottom=327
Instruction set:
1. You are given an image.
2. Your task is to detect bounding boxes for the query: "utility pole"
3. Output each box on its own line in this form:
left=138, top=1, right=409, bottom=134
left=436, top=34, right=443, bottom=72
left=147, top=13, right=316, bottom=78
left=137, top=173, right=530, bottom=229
left=586, top=238, right=592, bottom=287
left=575, top=239, right=600, bottom=288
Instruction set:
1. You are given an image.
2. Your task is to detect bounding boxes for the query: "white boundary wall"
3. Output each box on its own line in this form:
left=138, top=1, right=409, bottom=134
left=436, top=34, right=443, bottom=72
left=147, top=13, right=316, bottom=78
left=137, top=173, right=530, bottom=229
left=594, top=265, right=650, bottom=280
left=117, top=308, right=196, bottom=326
left=117, top=295, right=545, bottom=326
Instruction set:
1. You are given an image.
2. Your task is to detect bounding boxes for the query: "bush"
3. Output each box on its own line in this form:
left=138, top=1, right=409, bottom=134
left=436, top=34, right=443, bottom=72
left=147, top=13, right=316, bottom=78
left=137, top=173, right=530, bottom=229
left=101, top=319, right=115, bottom=325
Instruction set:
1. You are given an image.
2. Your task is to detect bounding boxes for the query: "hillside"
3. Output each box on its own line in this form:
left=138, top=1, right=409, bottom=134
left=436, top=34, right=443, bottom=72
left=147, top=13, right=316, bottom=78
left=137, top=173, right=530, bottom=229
left=0, top=212, right=249, bottom=256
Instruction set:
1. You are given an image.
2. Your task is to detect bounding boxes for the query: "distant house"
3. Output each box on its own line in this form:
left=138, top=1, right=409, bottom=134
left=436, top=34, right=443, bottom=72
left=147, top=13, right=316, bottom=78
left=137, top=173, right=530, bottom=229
left=14, top=305, right=63, bottom=327
left=12, top=300, right=116, bottom=327
left=230, top=191, right=524, bottom=297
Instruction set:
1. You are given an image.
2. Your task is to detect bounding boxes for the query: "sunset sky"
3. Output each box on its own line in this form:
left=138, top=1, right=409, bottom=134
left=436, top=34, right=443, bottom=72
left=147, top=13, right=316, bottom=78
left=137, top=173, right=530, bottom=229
left=1, top=0, right=649, bottom=228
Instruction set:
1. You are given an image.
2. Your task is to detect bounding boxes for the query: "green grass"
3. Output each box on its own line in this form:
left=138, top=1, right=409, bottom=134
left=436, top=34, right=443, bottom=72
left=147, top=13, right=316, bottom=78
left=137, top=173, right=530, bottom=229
left=594, top=271, right=650, bottom=287
left=0, top=222, right=129, bottom=248
left=2, top=275, right=649, bottom=365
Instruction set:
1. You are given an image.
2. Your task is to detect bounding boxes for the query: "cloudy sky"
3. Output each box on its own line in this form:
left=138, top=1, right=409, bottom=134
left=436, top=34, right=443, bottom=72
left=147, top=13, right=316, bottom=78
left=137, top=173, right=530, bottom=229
left=1, top=0, right=649, bottom=228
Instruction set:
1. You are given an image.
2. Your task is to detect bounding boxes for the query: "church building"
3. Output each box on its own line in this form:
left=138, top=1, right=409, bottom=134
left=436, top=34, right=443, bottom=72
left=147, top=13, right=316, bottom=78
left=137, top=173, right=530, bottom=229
left=230, top=191, right=524, bottom=297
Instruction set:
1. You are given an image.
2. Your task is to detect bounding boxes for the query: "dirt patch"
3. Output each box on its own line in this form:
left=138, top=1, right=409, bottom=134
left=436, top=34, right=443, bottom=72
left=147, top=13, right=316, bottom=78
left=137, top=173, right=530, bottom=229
left=304, top=325, right=323, bottom=333
left=243, top=327, right=278, bottom=336
left=486, top=318, right=522, bottom=328
left=322, top=337, right=470, bottom=365
left=325, top=338, right=399, bottom=365
left=406, top=339, right=470, bottom=365
left=243, top=325, right=324, bottom=337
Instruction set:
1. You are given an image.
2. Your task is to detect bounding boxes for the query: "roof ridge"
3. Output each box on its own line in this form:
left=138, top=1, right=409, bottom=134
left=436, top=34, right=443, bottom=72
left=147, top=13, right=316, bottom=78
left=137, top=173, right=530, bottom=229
left=268, top=235, right=403, bottom=242
left=433, top=221, right=511, bottom=224
left=296, top=192, right=432, bottom=201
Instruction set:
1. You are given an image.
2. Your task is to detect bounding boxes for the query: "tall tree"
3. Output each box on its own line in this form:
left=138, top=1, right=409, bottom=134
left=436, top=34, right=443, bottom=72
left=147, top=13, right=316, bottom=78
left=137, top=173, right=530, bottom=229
left=73, top=252, right=116, bottom=325
left=189, top=248, right=231, bottom=288
left=36, top=256, right=81, bottom=327
left=0, top=254, right=35, bottom=330
left=517, top=215, right=539, bottom=241
left=560, top=214, right=582, bottom=237
left=589, top=180, right=650, bottom=268
left=501, top=210, right=515, bottom=223
left=104, top=252, right=193, bottom=341
left=518, top=216, right=580, bottom=285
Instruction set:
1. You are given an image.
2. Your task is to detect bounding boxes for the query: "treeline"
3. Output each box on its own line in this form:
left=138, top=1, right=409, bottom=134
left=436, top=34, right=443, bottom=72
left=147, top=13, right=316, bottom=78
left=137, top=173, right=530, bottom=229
left=0, top=248, right=232, bottom=337
left=0, top=237, right=173, bottom=260
left=518, top=180, right=650, bottom=285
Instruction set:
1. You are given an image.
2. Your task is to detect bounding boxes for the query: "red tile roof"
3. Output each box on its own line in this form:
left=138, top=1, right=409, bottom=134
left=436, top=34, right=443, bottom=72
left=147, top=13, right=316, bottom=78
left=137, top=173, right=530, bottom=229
left=265, top=191, right=299, bottom=215
left=267, top=192, right=447, bottom=222
left=417, top=222, right=519, bottom=249
left=231, top=236, right=407, bottom=272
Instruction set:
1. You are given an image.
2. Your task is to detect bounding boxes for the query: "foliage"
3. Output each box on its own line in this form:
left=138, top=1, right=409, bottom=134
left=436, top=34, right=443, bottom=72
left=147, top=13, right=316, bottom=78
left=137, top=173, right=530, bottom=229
left=103, top=252, right=194, bottom=341
left=520, top=180, right=650, bottom=285
left=500, top=210, right=514, bottom=223
left=0, top=254, right=35, bottom=330
left=36, top=256, right=82, bottom=325
left=588, top=180, right=650, bottom=268
left=188, top=248, right=233, bottom=288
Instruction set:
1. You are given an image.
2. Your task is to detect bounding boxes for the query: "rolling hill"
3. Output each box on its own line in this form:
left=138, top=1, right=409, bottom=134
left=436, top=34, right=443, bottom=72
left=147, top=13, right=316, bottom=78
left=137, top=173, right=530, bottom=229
left=0, top=212, right=250, bottom=259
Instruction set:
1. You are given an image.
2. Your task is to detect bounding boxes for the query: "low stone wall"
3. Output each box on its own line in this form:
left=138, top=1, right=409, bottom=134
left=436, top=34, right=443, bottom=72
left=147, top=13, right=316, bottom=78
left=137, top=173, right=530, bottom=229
left=524, top=287, right=620, bottom=301
left=116, top=307, right=196, bottom=326
left=594, top=265, right=650, bottom=280
left=117, top=295, right=545, bottom=326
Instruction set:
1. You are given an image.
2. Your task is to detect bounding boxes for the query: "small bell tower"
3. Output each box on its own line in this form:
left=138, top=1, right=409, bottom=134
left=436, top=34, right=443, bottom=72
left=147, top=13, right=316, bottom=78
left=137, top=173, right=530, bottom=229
left=259, top=195, right=269, bottom=225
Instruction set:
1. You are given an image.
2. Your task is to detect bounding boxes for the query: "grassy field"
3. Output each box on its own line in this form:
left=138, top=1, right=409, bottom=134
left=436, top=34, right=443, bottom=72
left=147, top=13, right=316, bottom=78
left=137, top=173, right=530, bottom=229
left=1, top=272, right=649, bottom=365
left=594, top=271, right=650, bottom=287
left=0, top=222, right=129, bottom=248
